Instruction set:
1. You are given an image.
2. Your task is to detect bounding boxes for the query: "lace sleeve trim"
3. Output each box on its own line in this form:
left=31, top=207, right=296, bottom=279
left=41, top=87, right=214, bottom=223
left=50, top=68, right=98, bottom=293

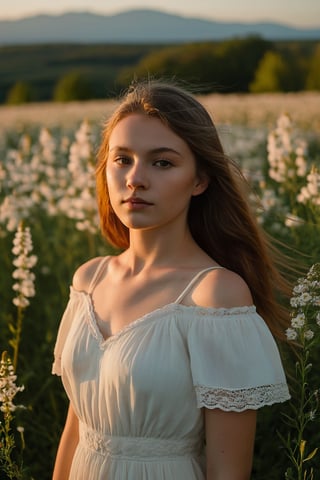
left=195, top=383, right=290, bottom=412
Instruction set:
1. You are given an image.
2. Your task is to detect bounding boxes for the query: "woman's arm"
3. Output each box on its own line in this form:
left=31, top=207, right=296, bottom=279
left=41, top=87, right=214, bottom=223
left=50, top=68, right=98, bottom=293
left=204, top=408, right=257, bottom=480
left=52, top=403, right=79, bottom=480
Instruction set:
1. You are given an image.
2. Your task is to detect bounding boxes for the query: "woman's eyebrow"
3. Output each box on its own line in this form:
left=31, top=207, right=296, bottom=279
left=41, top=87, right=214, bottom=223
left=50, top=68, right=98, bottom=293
left=150, top=147, right=182, bottom=156
left=109, top=146, right=131, bottom=153
left=109, top=146, right=182, bottom=156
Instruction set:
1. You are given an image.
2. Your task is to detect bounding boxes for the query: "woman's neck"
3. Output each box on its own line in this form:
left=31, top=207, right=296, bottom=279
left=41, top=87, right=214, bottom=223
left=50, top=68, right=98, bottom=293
left=122, top=227, right=209, bottom=274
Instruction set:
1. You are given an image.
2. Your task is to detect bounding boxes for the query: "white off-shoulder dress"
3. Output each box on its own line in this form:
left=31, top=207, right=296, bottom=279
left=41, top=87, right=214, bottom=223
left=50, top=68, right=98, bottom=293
left=52, top=256, right=290, bottom=480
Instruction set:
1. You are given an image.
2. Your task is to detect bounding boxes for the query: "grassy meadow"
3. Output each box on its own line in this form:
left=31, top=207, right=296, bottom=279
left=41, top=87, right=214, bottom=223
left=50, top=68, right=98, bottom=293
left=0, top=92, right=320, bottom=479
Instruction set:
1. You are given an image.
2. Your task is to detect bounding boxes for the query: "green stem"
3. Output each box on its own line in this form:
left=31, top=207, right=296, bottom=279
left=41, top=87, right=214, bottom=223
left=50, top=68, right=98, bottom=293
left=12, top=306, right=24, bottom=372
left=296, top=344, right=310, bottom=480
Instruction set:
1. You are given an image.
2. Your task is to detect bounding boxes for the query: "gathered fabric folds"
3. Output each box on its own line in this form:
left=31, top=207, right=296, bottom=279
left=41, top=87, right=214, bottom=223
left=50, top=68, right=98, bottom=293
left=69, top=422, right=204, bottom=480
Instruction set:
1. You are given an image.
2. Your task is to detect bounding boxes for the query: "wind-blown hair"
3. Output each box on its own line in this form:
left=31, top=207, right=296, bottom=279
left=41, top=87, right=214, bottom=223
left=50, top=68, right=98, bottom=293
left=96, top=80, right=291, bottom=339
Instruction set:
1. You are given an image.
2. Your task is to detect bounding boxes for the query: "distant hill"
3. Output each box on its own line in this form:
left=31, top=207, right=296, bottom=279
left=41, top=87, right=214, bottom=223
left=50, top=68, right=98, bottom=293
left=1, top=9, right=320, bottom=45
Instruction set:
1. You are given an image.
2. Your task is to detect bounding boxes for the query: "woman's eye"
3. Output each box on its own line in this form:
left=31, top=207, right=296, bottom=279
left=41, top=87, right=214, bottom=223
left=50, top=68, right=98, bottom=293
left=115, top=156, right=131, bottom=165
left=154, top=159, right=173, bottom=168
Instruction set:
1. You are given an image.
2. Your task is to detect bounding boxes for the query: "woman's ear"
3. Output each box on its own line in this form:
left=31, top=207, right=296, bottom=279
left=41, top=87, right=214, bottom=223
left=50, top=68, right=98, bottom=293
left=192, top=174, right=209, bottom=196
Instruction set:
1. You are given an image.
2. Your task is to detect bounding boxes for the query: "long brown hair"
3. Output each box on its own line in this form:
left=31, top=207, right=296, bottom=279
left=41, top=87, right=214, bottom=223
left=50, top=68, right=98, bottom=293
left=96, top=80, right=291, bottom=339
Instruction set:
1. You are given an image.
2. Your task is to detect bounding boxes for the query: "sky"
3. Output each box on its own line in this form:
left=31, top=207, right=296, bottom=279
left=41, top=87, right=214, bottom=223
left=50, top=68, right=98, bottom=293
left=1, top=0, right=320, bottom=28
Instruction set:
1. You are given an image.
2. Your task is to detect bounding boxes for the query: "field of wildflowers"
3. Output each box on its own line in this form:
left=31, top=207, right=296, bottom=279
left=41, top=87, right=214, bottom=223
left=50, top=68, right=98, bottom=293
left=0, top=93, right=319, bottom=479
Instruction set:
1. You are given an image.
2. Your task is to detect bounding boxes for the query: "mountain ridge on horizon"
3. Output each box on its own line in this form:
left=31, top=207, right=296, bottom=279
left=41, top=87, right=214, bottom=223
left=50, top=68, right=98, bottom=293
left=1, top=8, right=319, bottom=44
left=2, top=8, right=320, bottom=27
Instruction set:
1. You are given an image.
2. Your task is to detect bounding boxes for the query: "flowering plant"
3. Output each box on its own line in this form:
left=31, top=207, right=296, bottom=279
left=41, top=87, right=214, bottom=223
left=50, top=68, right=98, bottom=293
left=259, top=113, right=320, bottom=235
left=12, top=224, right=37, bottom=309
left=267, top=114, right=307, bottom=199
left=281, top=263, right=320, bottom=480
left=10, top=223, right=37, bottom=370
left=59, top=120, right=99, bottom=236
left=297, top=166, right=320, bottom=209
left=0, top=223, right=36, bottom=478
left=0, top=351, right=25, bottom=479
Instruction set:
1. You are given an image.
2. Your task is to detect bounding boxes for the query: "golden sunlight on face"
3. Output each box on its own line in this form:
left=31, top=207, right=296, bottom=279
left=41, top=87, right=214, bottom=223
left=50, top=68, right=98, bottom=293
left=106, top=114, right=207, bottom=232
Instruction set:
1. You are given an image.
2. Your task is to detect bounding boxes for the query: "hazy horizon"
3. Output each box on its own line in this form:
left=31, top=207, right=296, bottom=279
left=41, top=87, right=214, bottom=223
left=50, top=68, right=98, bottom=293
left=1, top=0, right=320, bottom=28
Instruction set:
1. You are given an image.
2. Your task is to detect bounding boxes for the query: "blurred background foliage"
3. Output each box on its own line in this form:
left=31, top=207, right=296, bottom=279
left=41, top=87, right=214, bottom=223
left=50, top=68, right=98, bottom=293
left=1, top=36, right=320, bottom=104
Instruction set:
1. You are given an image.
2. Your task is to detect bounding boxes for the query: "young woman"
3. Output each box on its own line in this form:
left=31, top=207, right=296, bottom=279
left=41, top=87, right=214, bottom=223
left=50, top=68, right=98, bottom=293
left=52, top=81, right=290, bottom=480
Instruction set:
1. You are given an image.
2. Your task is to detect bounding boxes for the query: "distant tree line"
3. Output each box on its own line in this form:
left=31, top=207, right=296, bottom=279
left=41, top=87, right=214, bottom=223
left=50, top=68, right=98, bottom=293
left=2, top=37, right=320, bottom=105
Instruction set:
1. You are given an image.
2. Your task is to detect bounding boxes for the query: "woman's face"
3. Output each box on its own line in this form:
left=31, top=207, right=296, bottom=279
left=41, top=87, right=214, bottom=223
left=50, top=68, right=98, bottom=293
left=106, top=113, right=207, bottom=233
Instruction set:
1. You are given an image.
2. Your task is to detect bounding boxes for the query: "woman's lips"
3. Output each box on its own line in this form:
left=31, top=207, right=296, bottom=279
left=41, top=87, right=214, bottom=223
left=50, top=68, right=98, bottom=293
left=123, top=197, right=153, bottom=209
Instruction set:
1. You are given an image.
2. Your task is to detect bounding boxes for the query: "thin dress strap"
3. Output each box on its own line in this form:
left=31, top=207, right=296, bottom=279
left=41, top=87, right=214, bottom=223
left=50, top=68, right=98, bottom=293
left=88, top=256, right=110, bottom=294
left=174, top=266, right=224, bottom=304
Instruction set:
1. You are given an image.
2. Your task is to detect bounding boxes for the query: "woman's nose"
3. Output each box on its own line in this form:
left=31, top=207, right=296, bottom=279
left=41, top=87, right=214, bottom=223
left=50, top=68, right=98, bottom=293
left=126, top=163, right=149, bottom=190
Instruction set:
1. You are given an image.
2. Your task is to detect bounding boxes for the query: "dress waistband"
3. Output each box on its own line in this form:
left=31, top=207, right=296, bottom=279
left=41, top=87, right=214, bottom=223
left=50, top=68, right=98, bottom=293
left=79, top=423, right=200, bottom=459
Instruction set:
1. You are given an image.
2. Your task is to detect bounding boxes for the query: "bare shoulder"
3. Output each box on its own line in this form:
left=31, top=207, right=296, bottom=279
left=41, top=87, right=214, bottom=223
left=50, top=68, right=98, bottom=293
left=192, top=267, right=253, bottom=308
left=72, top=256, right=105, bottom=292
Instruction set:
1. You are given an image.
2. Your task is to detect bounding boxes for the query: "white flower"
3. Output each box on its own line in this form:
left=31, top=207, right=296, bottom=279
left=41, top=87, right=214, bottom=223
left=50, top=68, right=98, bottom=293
left=313, top=296, right=320, bottom=306
left=277, top=113, right=292, bottom=130
left=293, top=283, right=306, bottom=295
left=13, top=297, right=30, bottom=308
left=260, top=189, right=279, bottom=211
left=297, top=166, right=320, bottom=206
left=295, top=156, right=307, bottom=177
left=309, top=410, right=316, bottom=421
left=290, top=297, right=299, bottom=308
left=316, top=313, right=320, bottom=327
left=286, top=328, right=298, bottom=341
left=304, top=330, right=314, bottom=341
left=297, top=186, right=310, bottom=204
left=298, top=292, right=312, bottom=306
left=291, top=313, right=305, bottom=328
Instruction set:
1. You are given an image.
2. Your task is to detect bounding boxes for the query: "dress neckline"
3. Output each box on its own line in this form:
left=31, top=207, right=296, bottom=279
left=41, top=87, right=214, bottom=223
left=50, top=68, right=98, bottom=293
left=70, top=287, right=256, bottom=349
left=76, top=262, right=224, bottom=347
